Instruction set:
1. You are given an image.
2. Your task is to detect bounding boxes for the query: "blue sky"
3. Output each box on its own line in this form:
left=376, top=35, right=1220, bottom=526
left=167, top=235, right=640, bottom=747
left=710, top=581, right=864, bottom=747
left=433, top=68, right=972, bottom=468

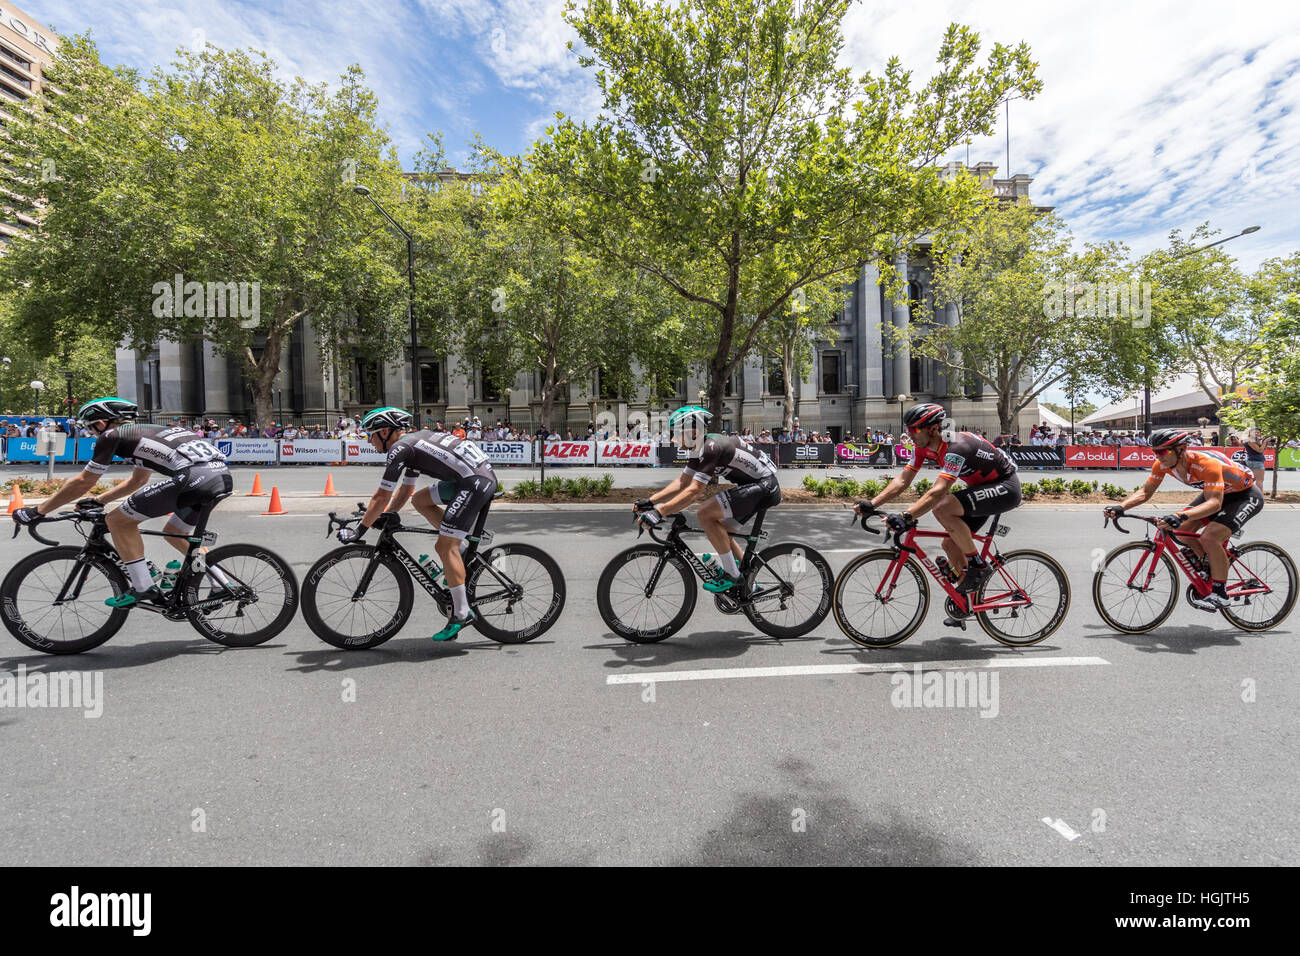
left=18, top=0, right=1300, bottom=404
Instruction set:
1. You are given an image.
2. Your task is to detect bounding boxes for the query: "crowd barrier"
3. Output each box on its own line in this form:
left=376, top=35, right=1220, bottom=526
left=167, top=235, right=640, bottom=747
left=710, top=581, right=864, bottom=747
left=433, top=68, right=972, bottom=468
left=1, top=436, right=1294, bottom=469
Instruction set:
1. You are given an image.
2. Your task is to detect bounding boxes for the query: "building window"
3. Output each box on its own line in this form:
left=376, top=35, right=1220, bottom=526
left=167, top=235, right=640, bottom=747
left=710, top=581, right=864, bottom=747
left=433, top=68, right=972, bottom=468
left=0, top=64, right=30, bottom=89
left=0, top=44, right=31, bottom=73
left=480, top=365, right=503, bottom=401
left=724, top=373, right=736, bottom=398
left=911, top=356, right=925, bottom=393
left=765, top=356, right=785, bottom=396
left=419, top=361, right=442, bottom=403
left=821, top=352, right=842, bottom=395
left=352, top=358, right=380, bottom=405
left=597, top=368, right=620, bottom=401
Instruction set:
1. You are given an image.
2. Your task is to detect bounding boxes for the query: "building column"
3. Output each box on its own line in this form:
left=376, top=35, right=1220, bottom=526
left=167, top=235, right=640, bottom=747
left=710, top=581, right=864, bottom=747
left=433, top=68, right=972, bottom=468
left=891, top=251, right=911, bottom=401
left=200, top=339, right=232, bottom=421
left=157, top=340, right=189, bottom=420
left=115, top=346, right=139, bottom=404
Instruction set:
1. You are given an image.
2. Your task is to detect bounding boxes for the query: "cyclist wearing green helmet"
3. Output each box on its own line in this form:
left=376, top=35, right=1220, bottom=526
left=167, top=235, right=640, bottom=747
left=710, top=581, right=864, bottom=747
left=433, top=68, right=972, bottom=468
left=346, top=406, right=498, bottom=641
left=633, top=405, right=780, bottom=594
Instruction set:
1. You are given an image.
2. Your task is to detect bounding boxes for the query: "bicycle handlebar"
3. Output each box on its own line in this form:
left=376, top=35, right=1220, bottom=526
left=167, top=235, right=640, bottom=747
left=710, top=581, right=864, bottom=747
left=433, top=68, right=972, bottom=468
left=11, top=508, right=100, bottom=548
left=325, top=505, right=367, bottom=538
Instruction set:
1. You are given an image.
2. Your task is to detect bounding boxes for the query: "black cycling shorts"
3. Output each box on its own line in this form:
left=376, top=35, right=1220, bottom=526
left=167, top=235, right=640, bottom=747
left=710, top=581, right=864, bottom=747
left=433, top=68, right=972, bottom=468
left=437, top=473, right=498, bottom=540
left=716, top=474, right=782, bottom=525
left=118, top=463, right=233, bottom=531
left=952, top=474, right=1022, bottom=534
left=1189, top=486, right=1264, bottom=532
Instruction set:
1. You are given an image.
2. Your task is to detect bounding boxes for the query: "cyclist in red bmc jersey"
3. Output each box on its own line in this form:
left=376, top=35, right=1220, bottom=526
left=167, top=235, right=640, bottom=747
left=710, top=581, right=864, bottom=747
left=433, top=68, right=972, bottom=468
left=1104, top=427, right=1263, bottom=610
left=854, top=403, right=1021, bottom=594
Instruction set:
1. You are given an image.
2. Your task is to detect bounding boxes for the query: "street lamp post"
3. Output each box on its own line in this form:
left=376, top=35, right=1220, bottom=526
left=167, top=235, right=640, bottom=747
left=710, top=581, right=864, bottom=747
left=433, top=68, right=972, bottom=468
left=31, top=380, right=44, bottom=417
left=61, top=368, right=73, bottom=418
left=353, top=185, right=419, bottom=414
left=846, top=384, right=858, bottom=441
left=1141, top=225, right=1261, bottom=435
left=896, top=392, right=911, bottom=439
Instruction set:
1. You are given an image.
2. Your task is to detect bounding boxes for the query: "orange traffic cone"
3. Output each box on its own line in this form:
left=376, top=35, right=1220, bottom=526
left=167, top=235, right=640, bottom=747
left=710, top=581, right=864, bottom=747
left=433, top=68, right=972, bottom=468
left=246, top=473, right=266, bottom=497
left=262, top=485, right=287, bottom=515
left=320, top=474, right=338, bottom=496
left=6, top=484, right=25, bottom=514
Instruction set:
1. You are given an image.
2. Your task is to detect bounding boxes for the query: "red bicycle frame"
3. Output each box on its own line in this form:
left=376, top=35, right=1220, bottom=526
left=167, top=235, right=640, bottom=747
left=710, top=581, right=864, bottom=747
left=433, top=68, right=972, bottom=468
left=1117, top=518, right=1270, bottom=600
left=873, top=522, right=1031, bottom=614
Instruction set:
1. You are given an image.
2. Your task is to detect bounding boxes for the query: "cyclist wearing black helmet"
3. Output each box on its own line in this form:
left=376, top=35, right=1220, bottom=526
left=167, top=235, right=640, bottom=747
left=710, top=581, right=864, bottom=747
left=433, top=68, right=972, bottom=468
left=1104, top=427, right=1262, bottom=610
left=342, top=406, right=498, bottom=642
left=12, top=397, right=232, bottom=607
left=853, top=402, right=1020, bottom=595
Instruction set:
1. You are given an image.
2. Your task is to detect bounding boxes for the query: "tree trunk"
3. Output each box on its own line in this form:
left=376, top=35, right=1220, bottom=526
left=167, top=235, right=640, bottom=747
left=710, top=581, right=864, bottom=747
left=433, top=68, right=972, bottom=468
left=997, top=389, right=1014, bottom=435
left=243, top=322, right=285, bottom=429
left=708, top=356, right=729, bottom=427
left=781, top=341, right=796, bottom=434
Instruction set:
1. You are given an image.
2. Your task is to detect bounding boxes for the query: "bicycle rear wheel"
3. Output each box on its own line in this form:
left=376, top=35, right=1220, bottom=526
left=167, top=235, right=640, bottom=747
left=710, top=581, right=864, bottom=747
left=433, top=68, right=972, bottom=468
left=467, top=543, right=566, bottom=644
left=596, top=544, right=696, bottom=643
left=742, top=542, right=833, bottom=638
left=975, top=549, right=1070, bottom=646
left=301, top=546, right=413, bottom=649
left=1092, top=542, right=1177, bottom=634
left=832, top=551, right=928, bottom=648
left=183, top=544, right=299, bottom=647
left=1220, top=541, right=1297, bottom=631
left=0, top=547, right=129, bottom=654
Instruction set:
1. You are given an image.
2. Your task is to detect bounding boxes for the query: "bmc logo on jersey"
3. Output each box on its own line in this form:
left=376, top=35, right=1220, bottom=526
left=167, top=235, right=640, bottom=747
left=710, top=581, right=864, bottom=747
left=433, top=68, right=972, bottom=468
left=600, top=443, right=650, bottom=459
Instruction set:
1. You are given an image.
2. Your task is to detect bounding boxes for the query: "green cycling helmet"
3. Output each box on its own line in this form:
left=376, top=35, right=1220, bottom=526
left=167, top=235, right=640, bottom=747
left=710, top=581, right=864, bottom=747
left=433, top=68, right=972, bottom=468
left=360, top=406, right=413, bottom=432
left=77, top=397, right=138, bottom=424
left=668, top=405, right=712, bottom=429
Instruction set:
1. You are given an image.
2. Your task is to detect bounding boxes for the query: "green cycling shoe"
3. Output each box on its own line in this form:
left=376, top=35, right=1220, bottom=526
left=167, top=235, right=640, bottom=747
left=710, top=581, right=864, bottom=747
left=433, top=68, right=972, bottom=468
left=702, top=573, right=741, bottom=594
left=104, top=585, right=164, bottom=608
left=431, top=609, right=476, bottom=642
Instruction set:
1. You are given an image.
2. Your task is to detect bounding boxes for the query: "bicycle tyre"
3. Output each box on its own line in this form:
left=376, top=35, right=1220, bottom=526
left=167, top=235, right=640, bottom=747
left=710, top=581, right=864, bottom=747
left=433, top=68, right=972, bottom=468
left=832, top=550, right=929, bottom=648
left=596, top=544, right=696, bottom=643
left=301, top=546, right=413, bottom=649
left=975, top=549, right=1070, bottom=646
left=742, top=542, right=833, bottom=638
left=1220, top=541, right=1297, bottom=632
left=0, top=547, right=129, bottom=654
left=467, top=543, right=566, bottom=644
left=183, top=544, right=300, bottom=647
left=1092, top=542, right=1178, bottom=634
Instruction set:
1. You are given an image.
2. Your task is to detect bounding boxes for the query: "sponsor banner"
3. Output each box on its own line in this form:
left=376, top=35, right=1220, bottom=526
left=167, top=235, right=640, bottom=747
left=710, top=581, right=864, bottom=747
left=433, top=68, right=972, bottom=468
left=596, top=441, right=654, bottom=465
left=278, top=439, right=342, bottom=463
left=543, top=440, right=595, bottom=464
left=2, top=436, right=76, bottom=462
left=893, top=444, right=914, bottom=465
left=343, top=441, right=386, bottom=463
left=657, top=443, right=688, bottom=465
left=215, top=438, right=279, bottom=462
left=1063, top=445, right=1117, bottom=468
left=777, top=442, right=835, bottom=466
left=476, top=440, right=533, bottom=465
left=835, top=442, right=893, bottom=466
left=1005, top=446, right=1064, bottom=468
left=1280, top=448, right=1300, bottom=469
left=1211, top=446, right=1275, bottom=468
left=1116, top=445, right=1275, bottom=469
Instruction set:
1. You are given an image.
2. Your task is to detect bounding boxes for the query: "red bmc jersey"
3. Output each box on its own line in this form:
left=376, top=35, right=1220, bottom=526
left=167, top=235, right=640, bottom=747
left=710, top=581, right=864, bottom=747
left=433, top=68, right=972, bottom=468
left=904, top=431, right=1017, bottom=487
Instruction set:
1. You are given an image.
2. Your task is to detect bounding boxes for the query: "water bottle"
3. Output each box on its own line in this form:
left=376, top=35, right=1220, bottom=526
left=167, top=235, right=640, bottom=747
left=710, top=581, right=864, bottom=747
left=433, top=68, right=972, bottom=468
left=417, top=554, right=442, bottom=581
left=146, top=560, right=161, bottom=584
left=159, top=560, right=182, bottom=590
left=701, top=553, right=721, bottom=581
left=936, top=556, right=958, bottom=584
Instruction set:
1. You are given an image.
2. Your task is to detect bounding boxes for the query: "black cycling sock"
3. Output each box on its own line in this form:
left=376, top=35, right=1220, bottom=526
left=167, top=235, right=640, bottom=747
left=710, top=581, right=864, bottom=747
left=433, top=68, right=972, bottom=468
left=1212, top=580, right=1228, bottom=596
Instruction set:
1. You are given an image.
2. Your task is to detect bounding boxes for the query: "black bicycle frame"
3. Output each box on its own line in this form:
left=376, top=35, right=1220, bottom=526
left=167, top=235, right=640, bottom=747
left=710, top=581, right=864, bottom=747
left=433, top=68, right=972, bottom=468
left=642, top=508, right=784, bottom=603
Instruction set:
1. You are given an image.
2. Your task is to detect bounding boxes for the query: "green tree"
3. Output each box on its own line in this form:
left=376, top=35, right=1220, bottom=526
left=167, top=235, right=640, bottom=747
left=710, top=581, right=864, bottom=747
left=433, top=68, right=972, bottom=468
left=0, top=298, right=116, bottom=416
left=1220, top=253, right=1300, bottom=498
left=918, top=195, right=1130, bottom=433
left=756, top=279, right=841, bottom=433
left=530, top=0, right=1040, bottom=419
left=0, top=37, right=410, bottom=426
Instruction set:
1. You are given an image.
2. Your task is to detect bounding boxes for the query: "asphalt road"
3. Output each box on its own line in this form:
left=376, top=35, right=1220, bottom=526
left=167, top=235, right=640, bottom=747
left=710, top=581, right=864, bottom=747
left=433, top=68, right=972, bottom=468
left=1, top=507, right=1296, bottom=866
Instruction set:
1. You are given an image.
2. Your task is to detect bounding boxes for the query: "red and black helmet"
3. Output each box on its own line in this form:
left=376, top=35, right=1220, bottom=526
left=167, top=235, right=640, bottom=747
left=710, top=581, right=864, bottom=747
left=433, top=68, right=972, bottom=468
left=1149, top=428, right=1194, bottom=451
left=903, top=403, right=946, bottom=431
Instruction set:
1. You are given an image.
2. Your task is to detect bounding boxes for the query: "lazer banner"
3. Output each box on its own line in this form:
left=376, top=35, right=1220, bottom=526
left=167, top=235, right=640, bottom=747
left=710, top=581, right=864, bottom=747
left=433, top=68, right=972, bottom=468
left=595, top=441, right=655, bottom=465
left=543, top=440, right=596, bottom=464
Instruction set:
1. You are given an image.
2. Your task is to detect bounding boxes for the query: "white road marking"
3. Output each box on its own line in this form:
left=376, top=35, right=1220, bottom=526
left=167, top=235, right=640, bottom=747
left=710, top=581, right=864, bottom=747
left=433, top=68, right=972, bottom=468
left=1042, top=817, right=1081, bottom=841
left=606, top=656, right=1111, bottom=685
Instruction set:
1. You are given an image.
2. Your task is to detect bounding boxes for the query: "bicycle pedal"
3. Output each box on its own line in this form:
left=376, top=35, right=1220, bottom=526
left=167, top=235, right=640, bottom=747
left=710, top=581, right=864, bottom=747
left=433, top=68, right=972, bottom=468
left=942, top=616, right=967, bottom=630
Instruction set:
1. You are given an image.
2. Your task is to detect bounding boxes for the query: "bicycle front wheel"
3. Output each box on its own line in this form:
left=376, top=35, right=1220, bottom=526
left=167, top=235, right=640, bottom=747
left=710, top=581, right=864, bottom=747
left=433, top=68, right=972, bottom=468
left=742, top=542, right=833, bottom=638
left=468, top=543, right=566, bottom=644
left=1092, top=542, right=1178, bottom=634
left=0, top=547, right=129, bottom=654
left=596, top=544, right=696, bottom=643
left=301, top=546, right=413, bottom=649
left=183, top=544, right=300, bottom=647
left=975, top=549, right=1070, bottom=646
left=1220, top=541, right=1297, bottom=631
left=832, top=550, right=928, bottom=648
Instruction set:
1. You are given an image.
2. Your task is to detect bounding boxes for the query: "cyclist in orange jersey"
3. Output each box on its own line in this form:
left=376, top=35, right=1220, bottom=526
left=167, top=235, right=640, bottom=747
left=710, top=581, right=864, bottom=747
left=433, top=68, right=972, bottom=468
left=1104, top=428, right=1264, bottom=610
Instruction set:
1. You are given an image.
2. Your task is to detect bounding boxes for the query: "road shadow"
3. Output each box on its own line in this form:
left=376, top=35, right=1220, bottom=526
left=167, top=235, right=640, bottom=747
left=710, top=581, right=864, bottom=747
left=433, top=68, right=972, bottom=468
left=818, top=634, right=1065, bottom=661
left=1077, top=623, right=1249, bottom=655
left=592, top=629, right=822, bottom=669
left=0, top=639, right=282, bottom=671
left=673, top=755, right=981, bottom=865
left=284, top=634, right=556, bottom=673
left=416, top=832, right=600, bottom=867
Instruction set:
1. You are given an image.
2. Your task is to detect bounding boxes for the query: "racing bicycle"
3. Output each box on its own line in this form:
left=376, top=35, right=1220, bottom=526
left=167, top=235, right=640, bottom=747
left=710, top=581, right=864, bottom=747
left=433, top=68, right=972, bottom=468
left=300, top=491, right=565, bottom=648
left=832, top=509, right=1070, bottom=648
left=595, top=507, right=833, bottom=643
left=1092, top=513, right=1296, bottom=632
left=3, top=500, right=299, bottom=654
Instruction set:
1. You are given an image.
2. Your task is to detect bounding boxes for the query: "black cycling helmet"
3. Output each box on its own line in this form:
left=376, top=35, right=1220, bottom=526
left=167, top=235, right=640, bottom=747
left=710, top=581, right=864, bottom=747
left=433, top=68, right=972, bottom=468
left=903, top=402, right=946, bottom=431
left=1149, top=427, right=1194, bottom=451
left=77, top=397, right=138, bottom=424
left=360, top=406, right=414, bottom=432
